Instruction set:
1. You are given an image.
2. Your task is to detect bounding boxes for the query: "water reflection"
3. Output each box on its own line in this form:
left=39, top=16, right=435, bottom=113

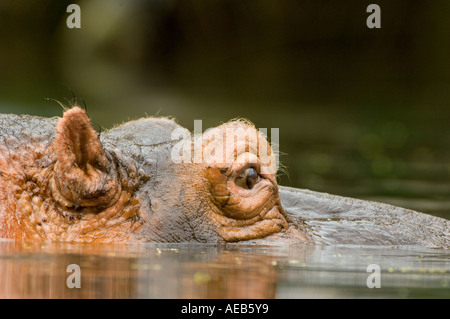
left=0, top=241, right=449, bottom=298
left=0, top=242, right=279, bottom=298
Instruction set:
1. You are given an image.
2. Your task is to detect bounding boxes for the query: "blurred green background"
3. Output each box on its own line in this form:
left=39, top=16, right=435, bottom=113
left=0, top=0, right=449, bottom=218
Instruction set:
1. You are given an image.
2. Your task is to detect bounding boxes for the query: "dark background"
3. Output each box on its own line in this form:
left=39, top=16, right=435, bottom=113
left=1, top=0, right=449, bottom=217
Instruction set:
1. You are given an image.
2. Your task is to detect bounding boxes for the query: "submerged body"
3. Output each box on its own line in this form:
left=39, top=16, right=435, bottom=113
left=0, top=107, right=448, bottom=247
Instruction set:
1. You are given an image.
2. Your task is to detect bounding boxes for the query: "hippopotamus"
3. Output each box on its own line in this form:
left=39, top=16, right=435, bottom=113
left=0, top=106, right=449, bottom=247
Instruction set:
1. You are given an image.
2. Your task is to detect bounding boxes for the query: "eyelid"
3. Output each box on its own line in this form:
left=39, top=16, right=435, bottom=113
left=232, top=161, right=261, bottom=178
left=230, top=152, right=261, bottom=176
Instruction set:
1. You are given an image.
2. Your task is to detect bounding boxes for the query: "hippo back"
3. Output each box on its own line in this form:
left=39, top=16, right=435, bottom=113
left=0, top=113, right=58, bottom=147
left=279, top=186, right=450, bottom=248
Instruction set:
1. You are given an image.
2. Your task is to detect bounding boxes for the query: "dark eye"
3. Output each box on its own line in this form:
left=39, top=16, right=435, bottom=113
left=234, top=167, right=260, bottom=189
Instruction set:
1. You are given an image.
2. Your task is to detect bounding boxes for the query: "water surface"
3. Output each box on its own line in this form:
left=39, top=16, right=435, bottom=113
left=1, top=241, right=449, bottom=298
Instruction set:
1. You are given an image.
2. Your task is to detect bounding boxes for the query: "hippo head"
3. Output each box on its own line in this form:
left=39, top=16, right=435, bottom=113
left=4, top=107, right=448, bottom=246
left=39, top=107, right=306, bottom=243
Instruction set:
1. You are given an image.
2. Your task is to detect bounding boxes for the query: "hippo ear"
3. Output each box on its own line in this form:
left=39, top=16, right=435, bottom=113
left=52, top=107, right=120, bottom=211
left=55, top=107, right=107, bottom=173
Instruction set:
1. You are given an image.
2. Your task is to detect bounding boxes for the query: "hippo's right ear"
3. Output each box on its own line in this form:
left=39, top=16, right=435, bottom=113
left=51, top=107, right=120, bottom=212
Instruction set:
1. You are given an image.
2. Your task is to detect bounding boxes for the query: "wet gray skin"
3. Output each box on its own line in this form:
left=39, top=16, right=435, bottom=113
left=0, top=108, right=449, bottom=247
left=279, top=186, right=450, bottom=247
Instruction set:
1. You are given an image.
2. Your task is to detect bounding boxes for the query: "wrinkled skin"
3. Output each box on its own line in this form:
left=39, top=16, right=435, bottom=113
left=0, top=107, right=449, bottom=247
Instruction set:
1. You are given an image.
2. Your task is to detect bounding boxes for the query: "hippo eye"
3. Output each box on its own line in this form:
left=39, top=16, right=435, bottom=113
left=234, top=167, right=260, bottom=190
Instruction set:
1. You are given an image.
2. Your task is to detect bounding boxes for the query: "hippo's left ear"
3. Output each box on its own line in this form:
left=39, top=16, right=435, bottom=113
left=51, top=107, right=120, bottom=212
